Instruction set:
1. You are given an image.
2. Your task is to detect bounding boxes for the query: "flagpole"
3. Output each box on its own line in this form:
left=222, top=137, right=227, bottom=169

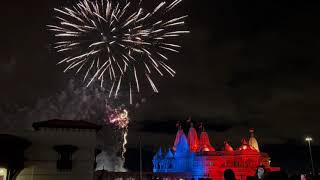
left=139, top=136, right=143, bottom=180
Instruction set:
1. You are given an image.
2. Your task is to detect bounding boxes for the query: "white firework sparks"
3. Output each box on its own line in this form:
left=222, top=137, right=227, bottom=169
left=108, top=108, right=129, bottom=129
left=122, top=129, right=128, bottom=159
left=48, top=0, right=189, bottom=103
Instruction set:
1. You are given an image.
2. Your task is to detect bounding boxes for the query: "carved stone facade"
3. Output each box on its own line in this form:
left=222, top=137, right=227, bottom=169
left=153, top=125, right=279, bottom=180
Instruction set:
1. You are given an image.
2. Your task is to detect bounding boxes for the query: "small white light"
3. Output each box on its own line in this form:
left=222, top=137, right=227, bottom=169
left=305, top=137, right=313, bottom=142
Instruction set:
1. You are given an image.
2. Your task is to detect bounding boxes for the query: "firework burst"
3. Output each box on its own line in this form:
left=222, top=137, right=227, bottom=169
left=106, top=105, right=130, bottom=159
left=108, top=108, right=129, bottom=129
left=48, top=0, right=189, bottom=103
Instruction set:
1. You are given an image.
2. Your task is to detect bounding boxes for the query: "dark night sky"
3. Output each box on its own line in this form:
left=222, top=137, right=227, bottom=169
left=1, top=0, right=320, bottom=173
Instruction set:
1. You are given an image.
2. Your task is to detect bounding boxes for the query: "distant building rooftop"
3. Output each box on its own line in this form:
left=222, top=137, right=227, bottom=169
left=0, top=134, right=31, bottom=149
left=32, top=119, right=101, bottom=131
left=0, top=134, right=31, bottom=170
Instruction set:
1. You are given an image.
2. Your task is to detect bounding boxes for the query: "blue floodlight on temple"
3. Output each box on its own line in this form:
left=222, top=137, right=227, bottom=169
left=152, top=122, right=280, bottom=180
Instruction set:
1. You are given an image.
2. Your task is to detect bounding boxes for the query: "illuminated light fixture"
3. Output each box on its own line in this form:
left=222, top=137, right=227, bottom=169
left=305, top=137, right=312, bottom=142
left=305, top=136, right=315, bottom=176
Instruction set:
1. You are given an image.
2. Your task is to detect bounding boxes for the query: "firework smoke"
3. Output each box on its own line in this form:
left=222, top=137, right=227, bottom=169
left=96, top=151, right=126, bottom=172
left=48, top=0, right=189, bottom=102
left=0, top=80, right=128, bottom=172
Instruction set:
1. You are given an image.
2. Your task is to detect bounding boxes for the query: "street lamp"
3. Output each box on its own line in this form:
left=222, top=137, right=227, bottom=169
left=305, top=136, right=315, bottom=176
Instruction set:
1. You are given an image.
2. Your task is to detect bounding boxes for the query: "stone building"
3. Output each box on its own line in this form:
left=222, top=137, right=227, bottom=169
left=0, top=119, right=100, bottom=180
left=153, top=123, right=280, bottom=180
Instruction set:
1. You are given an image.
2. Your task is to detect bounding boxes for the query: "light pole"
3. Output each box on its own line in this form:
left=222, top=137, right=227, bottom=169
left=305, top=136, right=315, bottom=176
left=139, top=136, right=143, bottom=180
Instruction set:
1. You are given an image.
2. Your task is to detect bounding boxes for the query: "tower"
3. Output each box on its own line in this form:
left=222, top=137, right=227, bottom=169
left=248, top=128, right=260, bottom=152
left=198, top=124, right=215, bottom=152
left=188, top=122, right=199, bottom=152
left=173, top=121, right=184, bottom=151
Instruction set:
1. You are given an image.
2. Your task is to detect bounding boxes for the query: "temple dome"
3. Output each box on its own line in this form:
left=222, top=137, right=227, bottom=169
left=165, top=149, right=174, bottom=158
left=248, top=128, right=260, bottom=152
left=187, top=123, right=199, bottom=152
left=198, top=130, right=215, bottom=152
left=174, top=132, right=190, bottom=156
left=238, top=138, right=258, bottom=153
left=153, top=147, right=163, bottom=160
left=173, top=129, right=185, bottom=151
left=224, top=141, right=234, bottom=152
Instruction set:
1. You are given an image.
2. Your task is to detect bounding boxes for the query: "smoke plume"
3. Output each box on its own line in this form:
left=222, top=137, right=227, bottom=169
left=0, top=79, right=127, bottom=172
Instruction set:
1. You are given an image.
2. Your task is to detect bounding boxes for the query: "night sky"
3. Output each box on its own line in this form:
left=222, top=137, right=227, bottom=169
left=1, top=0, right=320, bottom=173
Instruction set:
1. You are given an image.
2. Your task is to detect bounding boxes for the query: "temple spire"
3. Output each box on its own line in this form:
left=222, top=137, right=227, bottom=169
left=187, top=119, right=199, bottom=152
left=250, top=128, right=255, bottom=137
left=199, top=122, right=205, bottom=132
left=248, top=128, right=260, bottom=152
left=224, top=140, right=234, bottom=152
left=173, top=121, right=185, bottom=151
left=176, top=121, right=182, bottom=130
left=197, top=123, right=215, bottom=152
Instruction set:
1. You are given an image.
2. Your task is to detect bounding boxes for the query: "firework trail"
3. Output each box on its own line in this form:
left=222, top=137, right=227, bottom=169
left=48, top=0, right=189, bottom=102
left=106, top=105, right=129, bottom=159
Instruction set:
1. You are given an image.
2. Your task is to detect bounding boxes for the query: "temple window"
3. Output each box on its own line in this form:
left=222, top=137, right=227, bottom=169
left=53, top=145, right=78, bottom=171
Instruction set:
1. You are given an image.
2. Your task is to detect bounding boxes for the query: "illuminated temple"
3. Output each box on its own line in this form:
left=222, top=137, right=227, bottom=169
left=153, top=123, right=279, bottom=180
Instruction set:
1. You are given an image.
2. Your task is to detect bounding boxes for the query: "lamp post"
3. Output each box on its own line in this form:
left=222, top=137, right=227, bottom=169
left=139, top=136, right=143, bottom=180
left=305, top=136, right=315, bottom=176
